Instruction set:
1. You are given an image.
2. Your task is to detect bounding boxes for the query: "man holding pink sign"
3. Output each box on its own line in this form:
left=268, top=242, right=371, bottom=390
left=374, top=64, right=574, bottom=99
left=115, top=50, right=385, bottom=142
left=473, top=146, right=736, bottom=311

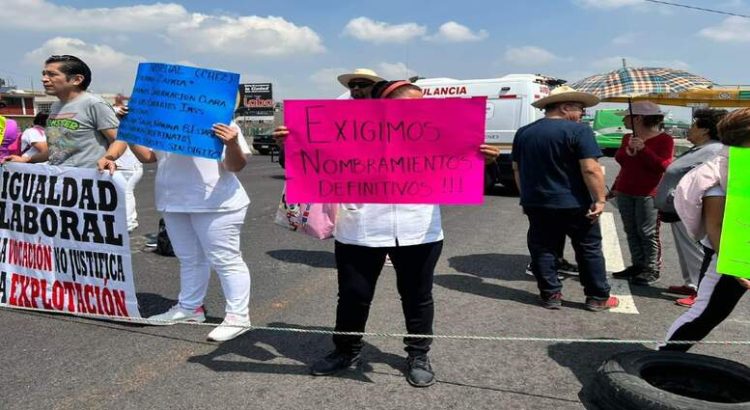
left=276, top=79, right=499, bottom=387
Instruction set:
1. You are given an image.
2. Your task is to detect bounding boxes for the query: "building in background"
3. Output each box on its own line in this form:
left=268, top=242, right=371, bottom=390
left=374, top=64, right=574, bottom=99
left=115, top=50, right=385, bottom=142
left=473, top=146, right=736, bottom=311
left=236, top=83, right=274, bottom=122
left=235, top=83, right=280, bottom=154
left=0, top=83, right=39, bottom=128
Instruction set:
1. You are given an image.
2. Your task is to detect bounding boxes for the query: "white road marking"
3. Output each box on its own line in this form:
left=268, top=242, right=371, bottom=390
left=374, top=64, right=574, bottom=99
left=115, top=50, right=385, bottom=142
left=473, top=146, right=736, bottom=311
left=600, top=211, right=639, bottom=314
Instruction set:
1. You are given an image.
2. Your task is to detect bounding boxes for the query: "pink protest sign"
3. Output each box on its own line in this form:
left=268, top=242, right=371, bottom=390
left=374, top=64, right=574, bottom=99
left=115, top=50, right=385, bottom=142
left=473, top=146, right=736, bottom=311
left=284, top=97, right=486, bottom=204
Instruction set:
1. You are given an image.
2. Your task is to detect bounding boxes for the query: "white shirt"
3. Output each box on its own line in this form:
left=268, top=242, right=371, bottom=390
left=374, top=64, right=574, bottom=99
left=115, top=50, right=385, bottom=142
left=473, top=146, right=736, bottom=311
left=116, top=146, right=143, bottom=170
left=154, top=124, right=251, bottom=213
left=20, top=126, right=46, bottom=158
left=334, top=204, right=444, bottom=247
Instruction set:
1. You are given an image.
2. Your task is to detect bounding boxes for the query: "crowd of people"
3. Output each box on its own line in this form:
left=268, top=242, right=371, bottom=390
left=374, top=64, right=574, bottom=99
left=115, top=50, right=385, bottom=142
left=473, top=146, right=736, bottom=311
left=2, top=54, right=747, bottom=388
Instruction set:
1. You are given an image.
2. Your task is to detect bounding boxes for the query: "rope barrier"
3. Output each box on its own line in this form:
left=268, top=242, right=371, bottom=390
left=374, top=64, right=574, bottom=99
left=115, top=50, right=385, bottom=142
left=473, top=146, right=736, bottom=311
left=4, top=305, right=750, bottom=346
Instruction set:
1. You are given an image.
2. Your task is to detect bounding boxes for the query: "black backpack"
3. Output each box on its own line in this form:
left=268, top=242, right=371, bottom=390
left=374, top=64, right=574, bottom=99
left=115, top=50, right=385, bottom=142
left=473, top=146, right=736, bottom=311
left=155, top=218, right=175, bottom=256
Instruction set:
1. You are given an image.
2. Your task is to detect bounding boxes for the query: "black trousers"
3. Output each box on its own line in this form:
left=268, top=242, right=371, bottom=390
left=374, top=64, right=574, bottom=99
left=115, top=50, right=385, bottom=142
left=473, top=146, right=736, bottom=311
left=332, top=240, right=443, bottom=356
left=662, top=248, right=745, bottom=352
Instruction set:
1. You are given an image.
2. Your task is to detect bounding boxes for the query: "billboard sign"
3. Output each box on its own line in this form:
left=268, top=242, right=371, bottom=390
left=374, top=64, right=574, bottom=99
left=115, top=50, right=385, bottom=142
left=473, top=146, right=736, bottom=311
left=238, top=83, right=274, bottom=118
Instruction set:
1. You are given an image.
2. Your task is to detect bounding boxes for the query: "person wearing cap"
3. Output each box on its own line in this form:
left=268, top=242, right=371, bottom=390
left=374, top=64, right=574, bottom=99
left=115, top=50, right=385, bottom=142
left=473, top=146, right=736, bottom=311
left=512, top=86, right=619, bottom=312
left=610, top=101, right=674, bottom=286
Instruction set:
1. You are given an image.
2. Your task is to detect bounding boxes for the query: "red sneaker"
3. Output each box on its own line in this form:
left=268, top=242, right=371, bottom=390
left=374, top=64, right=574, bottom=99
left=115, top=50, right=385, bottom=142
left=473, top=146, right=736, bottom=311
left=667, top=285, right=697, bottom=296
left=675, top=294, right=697, bottom=307
left=585, top=296, right=619, bottom=312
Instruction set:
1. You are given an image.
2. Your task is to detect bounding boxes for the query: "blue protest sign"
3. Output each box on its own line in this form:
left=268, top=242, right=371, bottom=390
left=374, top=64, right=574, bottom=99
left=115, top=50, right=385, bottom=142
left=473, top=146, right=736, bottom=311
left=118, top=63, right=240, bottom=159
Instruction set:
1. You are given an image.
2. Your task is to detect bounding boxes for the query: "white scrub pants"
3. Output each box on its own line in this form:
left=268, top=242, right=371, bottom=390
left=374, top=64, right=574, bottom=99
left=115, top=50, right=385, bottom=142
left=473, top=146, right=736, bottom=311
left=163, top=207, right=251, bottom=318
left=118, top=166, right=143, bottom=232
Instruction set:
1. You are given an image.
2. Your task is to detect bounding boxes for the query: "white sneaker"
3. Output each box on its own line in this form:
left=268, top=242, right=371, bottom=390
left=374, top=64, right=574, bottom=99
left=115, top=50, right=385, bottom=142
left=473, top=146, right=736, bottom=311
left=525, top=262, right=565, bottom=280
left=148, top=305, right=206, bottom=325
left=525, top=263, right=534, bottom=276
left=207, top=314, right=252, bottom=342
left=384, top=255, right=394, bottom=267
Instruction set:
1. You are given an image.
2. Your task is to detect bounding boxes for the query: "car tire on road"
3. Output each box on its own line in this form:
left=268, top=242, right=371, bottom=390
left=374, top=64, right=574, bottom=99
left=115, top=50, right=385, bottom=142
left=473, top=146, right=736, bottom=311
left=591, top=350, right=750, bottom=410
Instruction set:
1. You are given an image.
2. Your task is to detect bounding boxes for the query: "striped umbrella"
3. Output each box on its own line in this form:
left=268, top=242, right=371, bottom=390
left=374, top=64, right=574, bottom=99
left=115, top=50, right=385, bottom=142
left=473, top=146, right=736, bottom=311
left=570, top=67, right=714, bottom=99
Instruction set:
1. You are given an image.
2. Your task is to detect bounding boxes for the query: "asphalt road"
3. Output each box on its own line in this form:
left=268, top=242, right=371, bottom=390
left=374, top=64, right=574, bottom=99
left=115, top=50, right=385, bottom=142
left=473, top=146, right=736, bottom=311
left=1, top=155, right=748, bottom=410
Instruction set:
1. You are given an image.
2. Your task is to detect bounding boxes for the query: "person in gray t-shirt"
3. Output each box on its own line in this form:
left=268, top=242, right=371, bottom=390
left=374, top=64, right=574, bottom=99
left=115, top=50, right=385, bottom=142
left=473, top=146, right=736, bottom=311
left=4, top=55, right=126, bottom=171
left=46, top=92, right=120, bottom=167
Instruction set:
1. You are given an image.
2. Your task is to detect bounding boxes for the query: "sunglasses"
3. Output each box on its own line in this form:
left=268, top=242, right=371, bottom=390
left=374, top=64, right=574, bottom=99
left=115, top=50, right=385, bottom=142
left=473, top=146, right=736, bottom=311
left=348, top=81, right=374, bottom=89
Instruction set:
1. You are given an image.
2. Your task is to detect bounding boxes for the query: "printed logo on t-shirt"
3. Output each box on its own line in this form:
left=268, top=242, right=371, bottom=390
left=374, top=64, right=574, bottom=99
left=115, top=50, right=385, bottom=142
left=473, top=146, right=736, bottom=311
left=47, top=118, right=80, bottom=130
left=47, top=112, right=81, bottom=164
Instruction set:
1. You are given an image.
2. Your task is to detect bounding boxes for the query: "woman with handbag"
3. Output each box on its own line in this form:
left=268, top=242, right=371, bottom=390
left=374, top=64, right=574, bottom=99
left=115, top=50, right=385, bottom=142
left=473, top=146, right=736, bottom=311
left=661, top=107, right=750, bottom=351
left=654, top=109, right=727, bottom=307
left=274, top=80, right=500, bottom=387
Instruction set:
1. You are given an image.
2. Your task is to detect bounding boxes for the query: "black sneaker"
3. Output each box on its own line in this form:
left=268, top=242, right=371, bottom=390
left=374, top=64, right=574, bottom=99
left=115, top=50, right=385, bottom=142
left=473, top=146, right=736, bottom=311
left=526, top=262, right=565, bottom=280
left=612, top=265, right=641, bottom=279
left=631, top=269, right=660, bottom=286
left=144, top=233, right=158, bottom=248
left=310, top=350, right=361, bottom=376
left=540, top=292, right=563, bottom=310
left=556, top=258, right=579, bottom=276
left=406, top=355, right=435, bottom=387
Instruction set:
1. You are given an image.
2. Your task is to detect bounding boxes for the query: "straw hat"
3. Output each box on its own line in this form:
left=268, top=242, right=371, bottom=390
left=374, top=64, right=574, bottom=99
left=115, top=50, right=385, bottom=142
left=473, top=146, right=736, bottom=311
left=337, top=68, right=385, bottom=88
left=531, top=85, right=600, bottom=109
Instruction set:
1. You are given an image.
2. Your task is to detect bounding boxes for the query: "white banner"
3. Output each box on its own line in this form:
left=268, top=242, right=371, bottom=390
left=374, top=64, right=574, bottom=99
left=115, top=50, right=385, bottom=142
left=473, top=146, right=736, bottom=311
left=0, top=163, right=140, bottom=319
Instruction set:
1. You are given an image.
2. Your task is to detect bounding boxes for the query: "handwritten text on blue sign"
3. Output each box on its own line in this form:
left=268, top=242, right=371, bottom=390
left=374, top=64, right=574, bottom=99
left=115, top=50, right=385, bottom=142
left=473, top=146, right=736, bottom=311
left=118, top=63, right=239, bottom=159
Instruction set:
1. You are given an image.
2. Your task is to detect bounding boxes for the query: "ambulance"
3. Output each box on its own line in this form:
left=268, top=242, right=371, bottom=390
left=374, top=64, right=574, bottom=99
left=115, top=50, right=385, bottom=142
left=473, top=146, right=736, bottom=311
left=414, top=74, right=565, bottom=192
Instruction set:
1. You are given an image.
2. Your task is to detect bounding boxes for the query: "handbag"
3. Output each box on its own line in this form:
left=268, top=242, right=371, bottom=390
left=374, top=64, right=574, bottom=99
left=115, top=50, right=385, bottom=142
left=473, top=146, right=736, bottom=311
left=658, top=210, right=681, bottom=223
left=274, top=186, right=337, bottom=239
left=155, top=218, right=176, bottom=256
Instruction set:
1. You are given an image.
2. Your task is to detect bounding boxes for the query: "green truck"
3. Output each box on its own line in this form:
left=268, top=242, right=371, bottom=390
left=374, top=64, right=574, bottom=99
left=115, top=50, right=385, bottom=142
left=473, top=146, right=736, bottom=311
left=590, top=109, right=691, bottom=157
left=591, top=109, right=626, bottom=157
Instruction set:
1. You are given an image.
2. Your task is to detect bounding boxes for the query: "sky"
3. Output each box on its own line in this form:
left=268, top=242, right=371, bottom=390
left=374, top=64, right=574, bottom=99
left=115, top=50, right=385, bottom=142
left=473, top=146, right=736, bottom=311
left=1, top=0, right=749, bottom=120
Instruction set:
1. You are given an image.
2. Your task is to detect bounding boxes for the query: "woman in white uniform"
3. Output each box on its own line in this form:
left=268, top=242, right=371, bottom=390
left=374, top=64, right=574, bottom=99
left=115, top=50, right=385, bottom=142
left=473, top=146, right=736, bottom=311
left=275, top=80, right=500, bottom=387
left=114, top=147, right=143, bottom=232
left=130, top=122, right=253, bottom=342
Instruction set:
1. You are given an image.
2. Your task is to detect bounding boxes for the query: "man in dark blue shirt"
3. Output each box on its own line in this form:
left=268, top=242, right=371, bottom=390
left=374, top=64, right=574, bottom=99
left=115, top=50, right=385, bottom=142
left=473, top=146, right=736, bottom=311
left=512, top=86, right=618, bottom=312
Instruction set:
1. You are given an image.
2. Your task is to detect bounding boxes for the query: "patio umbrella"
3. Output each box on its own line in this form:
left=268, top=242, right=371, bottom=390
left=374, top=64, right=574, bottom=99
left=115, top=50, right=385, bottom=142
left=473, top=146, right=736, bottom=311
left=570, top=67, right=714, bottom=138
left=570, top=67, right=714, bottom=100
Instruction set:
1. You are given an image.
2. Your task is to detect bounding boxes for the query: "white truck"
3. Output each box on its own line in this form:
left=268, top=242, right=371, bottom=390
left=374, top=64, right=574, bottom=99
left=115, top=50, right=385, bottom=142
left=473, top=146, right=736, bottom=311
left=414, top=74, right=564, bottom=192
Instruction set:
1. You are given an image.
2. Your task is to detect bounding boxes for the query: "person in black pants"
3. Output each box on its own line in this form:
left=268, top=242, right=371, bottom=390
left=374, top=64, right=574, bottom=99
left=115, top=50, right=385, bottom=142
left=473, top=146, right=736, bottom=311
left=661, top=108, right=750, bottom=351
left=331, top=239, right=443, bottom=375
left=512, top=86, right=619, bottom=311
left=273, top=79, right=499, bottom=387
